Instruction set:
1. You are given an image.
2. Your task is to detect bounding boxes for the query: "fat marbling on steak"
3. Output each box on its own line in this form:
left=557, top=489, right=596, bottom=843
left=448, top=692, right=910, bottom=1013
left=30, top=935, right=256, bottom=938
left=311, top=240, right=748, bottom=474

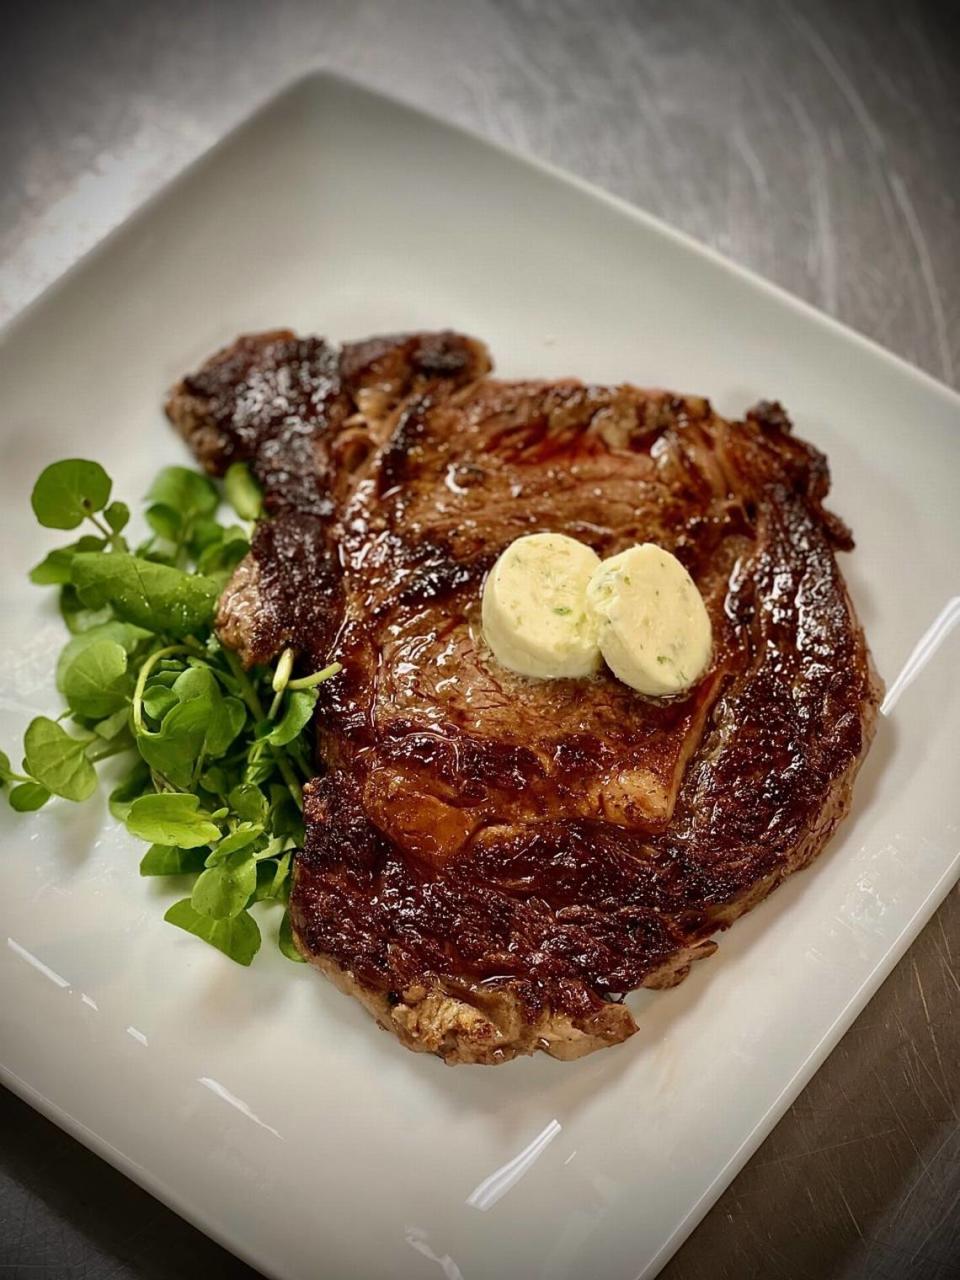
left=167, top=329, right=881, bottom=1065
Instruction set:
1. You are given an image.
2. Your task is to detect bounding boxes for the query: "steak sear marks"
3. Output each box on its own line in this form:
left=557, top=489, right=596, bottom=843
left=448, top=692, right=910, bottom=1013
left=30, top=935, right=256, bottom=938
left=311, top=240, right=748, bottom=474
left=167, top=331, right=880, bottom=1063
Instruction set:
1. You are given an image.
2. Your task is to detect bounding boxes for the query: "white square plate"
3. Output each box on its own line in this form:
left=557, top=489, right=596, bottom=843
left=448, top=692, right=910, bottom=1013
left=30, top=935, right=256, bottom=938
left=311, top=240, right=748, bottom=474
left=1, top=73, right=958, bottom=1280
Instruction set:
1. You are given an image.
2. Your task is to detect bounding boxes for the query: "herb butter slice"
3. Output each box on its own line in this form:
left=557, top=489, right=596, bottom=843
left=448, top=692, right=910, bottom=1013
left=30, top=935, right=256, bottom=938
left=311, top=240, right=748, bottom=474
left=481, top=532, right=601, bottom=679
left=586, top=544, right=711, bottom=696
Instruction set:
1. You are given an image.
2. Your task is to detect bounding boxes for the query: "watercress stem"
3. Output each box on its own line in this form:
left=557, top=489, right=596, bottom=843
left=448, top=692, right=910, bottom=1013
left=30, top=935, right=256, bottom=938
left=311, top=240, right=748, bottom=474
left=221, top=648, right=304, bottom=811
left=132, top=644, right=194, bottom=734
left=221, top=646, right=265, bottom=717
left=287, top=662, right=342, bottom=690
left=286, top=737, right=315, bottom=784
left=86, top=510, right=124, bottom=551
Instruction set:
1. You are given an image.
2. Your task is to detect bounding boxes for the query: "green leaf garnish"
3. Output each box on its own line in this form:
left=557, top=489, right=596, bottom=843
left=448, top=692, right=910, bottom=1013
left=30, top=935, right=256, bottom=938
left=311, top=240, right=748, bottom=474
left=278, top=909, right=306, bottom=962
left=30, top=535, right=106, bottom=586
left=31, top=459, right=112, bottom=530
left=191, top=850, right=258, bottom=919
left=93, top=706, right=133, bottom=743
left=142, top=685, right=178, bottom=721
left=146, top=467, right=219, bottom=520
left=6, top=455, right=343, bottom=968
left=196, top=528, right=250, bottom=578
left=59, top=584, right=114, bottom=634
left=71, top=553, right=219, bottom=635
left=206, top=823, right=264, bottom=864
left=104, top=501, right=130, bottom=534
left=55, top=620, right=148, bottom=694
left=132, top=665, right=243, bottom=790
left=145, top=503, right=182, bottom=543
left=224, top=462, right=263, bottom=521
left=229, top=782, right=269, bottom=824
left=254, top=851, right=292, bottom=903
left=137, top=698, right=213, bottom=789
left=266, top=688, right=319, bottom=746
left=60, top=639, right=131, bottom=719
left=9, top=782, right=51, bottom=812
left=23, top=717, right=97, bottom=801
left=164, top=899, right=261, bottom=965
left=125, top=793, right=222, bottom=848
left=139, top=845, right=208, bottom=876
left=0, top=750, right=18, bottom=786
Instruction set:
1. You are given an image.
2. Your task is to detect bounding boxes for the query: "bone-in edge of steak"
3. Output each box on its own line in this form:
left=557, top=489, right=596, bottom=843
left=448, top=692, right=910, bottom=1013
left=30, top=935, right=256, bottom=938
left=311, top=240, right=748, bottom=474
left=167, top=331, right=881, bottom=1065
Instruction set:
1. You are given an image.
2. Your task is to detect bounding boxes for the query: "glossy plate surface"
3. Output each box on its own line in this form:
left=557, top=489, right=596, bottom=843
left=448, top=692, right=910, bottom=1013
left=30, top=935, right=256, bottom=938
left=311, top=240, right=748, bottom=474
left=1, top=73, right=958, bottom=1280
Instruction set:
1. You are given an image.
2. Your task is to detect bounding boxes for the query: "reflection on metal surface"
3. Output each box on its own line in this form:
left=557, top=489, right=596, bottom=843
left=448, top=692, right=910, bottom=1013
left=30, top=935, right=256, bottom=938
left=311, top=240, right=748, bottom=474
left=881, top=597, right=960, bottom=716
left=197, top=1076, right=283, bottom=1139
left=7, top=937, right=70, bottom=988
left=466, top=1119, right=562, bottom=1212
left=81, top=993, right=99, bottom=1010
left=126, top=1025, right=148, bottom=1046
left=404, top=1226, right=465, bottom=1280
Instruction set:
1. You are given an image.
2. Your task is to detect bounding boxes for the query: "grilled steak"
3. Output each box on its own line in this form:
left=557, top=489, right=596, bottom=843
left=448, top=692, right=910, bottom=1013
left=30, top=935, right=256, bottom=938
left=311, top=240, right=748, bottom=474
left=167, top=330, right=880, bottom=1065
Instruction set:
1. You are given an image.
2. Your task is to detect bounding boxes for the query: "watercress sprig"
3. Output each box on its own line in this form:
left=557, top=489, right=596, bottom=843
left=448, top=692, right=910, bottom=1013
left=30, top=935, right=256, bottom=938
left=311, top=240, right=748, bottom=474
left=2, top=458, right=340, bottom=965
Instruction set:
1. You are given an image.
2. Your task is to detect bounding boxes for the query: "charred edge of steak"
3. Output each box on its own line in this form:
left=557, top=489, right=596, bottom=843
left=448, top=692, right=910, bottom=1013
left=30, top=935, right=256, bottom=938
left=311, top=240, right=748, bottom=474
left=745, top=400, right=854, bottom=550
left=169, top=329, right=492, bottom=666
left=292, top=657, right=878, bottom=1065
left=295, top=944, right=641, bottom=1065
left=223, top=513, right=343, bottom=670
left=340, top=329, right=489, bottom=384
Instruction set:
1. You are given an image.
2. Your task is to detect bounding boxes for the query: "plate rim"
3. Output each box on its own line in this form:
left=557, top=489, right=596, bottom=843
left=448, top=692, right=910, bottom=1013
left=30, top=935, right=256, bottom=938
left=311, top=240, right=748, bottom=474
left=2, top=68, right=959, bottom=415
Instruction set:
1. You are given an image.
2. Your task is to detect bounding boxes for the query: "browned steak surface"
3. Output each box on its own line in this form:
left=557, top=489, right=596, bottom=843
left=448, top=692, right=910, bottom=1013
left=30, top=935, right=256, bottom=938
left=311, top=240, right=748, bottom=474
left=168, top=329, right=491, bottom=667
left=167, top=332, right=880, bottom=1064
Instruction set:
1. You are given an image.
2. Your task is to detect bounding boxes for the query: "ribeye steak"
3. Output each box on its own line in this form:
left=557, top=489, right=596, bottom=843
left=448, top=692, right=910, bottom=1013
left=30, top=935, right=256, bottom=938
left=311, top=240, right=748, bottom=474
left=167, top=329, right=880, bottom=1064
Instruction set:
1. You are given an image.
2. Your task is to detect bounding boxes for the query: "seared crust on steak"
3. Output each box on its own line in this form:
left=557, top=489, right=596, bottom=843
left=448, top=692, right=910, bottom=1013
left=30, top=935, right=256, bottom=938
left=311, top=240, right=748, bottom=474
left=168, top=329, right=491, bottom=667
left=167, top=332, right=880, bottom=1065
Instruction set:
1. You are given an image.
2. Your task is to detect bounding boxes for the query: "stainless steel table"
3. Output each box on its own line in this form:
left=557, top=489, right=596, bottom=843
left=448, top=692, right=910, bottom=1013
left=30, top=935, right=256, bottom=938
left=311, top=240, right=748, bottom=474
left=1, top=2, right=957, bottom=1276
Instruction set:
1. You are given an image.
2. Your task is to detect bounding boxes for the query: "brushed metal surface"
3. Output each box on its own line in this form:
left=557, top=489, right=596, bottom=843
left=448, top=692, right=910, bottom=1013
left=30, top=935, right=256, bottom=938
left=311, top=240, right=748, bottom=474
left=1, top=2, right=957, bottom=1277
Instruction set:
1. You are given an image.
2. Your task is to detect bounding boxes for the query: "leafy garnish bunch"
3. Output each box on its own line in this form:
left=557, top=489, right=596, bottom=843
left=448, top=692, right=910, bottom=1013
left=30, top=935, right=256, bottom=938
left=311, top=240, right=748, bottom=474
left=0, top=459, right=339, bottom=965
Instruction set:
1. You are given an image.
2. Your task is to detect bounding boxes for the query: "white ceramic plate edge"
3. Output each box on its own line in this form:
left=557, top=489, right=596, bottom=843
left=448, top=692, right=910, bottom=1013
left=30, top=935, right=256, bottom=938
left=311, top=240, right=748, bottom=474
left=2, top=1063, right=280, bottom=1278
left=9, top=854, right=958, bottom=1280
left=3, top=71, right=959, bottom=419
left=640, top=855, right=960, bottom=1276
